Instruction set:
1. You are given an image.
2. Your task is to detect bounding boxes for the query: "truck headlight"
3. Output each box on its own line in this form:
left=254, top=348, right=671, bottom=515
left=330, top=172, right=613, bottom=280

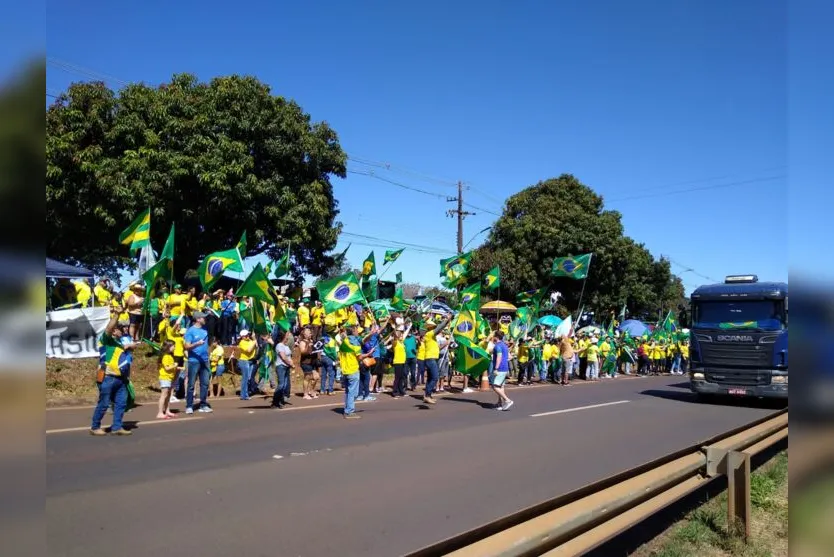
left=771, top=376, right=788, bottom=384
left=692, top=372, right=705, bottom=380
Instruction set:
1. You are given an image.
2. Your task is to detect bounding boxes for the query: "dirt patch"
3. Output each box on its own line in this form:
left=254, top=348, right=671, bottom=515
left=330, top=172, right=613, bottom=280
left=634, top=451, right=788, bottom=557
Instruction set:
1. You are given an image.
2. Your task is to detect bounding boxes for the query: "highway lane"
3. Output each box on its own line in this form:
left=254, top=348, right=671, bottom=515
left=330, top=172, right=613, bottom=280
left=46, top=377, right=783, bottom=557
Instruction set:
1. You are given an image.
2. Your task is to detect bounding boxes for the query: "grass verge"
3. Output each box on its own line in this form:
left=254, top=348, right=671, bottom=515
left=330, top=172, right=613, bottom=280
left=634, top=451, right=788, bottom=557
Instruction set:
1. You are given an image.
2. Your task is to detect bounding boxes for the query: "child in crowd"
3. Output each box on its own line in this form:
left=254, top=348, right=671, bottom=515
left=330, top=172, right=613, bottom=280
left=157, top=341, right=178, bottom=419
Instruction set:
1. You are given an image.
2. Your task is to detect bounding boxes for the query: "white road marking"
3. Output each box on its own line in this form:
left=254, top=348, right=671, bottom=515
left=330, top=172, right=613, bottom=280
left=46, top=416, right=204, bottom=434
left=529, top=400, right=630, bottom=418
left=272, top=455, right=284, bottom=460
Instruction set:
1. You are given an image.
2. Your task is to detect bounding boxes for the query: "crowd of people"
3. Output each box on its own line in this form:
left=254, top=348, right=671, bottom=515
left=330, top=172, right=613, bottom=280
left=80, top=278, right=690, bottom=435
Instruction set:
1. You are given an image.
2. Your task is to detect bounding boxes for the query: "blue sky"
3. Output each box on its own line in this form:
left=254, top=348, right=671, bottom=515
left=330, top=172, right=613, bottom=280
left=44, top=0, right=801, bottom=294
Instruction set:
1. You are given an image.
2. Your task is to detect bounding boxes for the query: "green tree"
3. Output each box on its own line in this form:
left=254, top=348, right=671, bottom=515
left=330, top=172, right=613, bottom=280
left=470, top=174, right=683, bottom=318
left=47, top=74, right=346, bottom=279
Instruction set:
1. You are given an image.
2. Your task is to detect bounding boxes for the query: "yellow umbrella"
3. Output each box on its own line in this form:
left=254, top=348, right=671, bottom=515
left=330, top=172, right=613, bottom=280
left=480, top=300, right=517, bottom=313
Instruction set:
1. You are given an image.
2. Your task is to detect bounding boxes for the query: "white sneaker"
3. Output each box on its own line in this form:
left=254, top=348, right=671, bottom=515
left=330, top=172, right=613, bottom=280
left=501, top=400, right=514, bottom=411
left=169, top=396, right=179, bottom=403
left=185, top=407, right=194, bottom=415
left=463, top=387, right=474, bottom=393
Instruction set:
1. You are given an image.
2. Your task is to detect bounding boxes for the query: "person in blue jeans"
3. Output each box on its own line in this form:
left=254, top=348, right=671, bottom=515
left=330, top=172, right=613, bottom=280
left=183, top=311, right=213, bottom=414
left=403, top=329, right=418, bottom=390
left=271, top=328, right=293, bottom=409
left=358, top=327, right=379, bottom=402
left=90, top=307, right=133, bottom=436
left=319, top=334, right=338, bottom=395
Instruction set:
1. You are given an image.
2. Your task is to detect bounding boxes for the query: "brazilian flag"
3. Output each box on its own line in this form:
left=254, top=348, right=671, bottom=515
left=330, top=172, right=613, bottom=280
left=317, top=272, right=366, bottom=314
left=454, top=336, right=490, bottom=378
left=484, top=266, right=500, bottom=292
left=362, top=251, right=376, bottom=277
left=197, top=248, right=244, bottom=289
left=459, top=283, right=481, bottom=312
left=442, top=264, right=468, bottom=288
left=391, top=286, right=406, bottom=311
left=384, top=248, right=404, bottom=264
left=237, top=263, right=279, bottom=306
left=551, top=253, right=593, bottom=280
left=273, top=245, right=291, bottom=278
left=452, top=309, right=477, bottom=341
left=440, top=251, right=472, bottom=277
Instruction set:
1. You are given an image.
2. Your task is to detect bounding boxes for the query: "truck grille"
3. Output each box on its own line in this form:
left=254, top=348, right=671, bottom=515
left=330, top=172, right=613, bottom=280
left=700, top=342, right=771, bottom=368
left=704, top=370, right=771, bottom=386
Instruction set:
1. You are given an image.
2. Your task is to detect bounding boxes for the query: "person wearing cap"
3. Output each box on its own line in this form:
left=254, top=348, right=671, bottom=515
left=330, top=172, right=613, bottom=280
left=422, top=313, right=452, bottom=405
left=90, top=303, right=133, bottom=436
left=183, top=311, right=213, bottom=413
left=236, top=329, right=257, bottom=400
left=297, top=299, right=311, bottom=330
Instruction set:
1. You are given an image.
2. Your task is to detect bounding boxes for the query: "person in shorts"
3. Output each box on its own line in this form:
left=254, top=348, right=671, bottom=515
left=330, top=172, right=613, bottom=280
left=157, top=340, right=178, bottom=419
left=490, top=331, right=513, bottom=411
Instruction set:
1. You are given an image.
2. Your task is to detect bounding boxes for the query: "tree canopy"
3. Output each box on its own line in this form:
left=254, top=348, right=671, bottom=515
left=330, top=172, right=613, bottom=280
left=46, top=73, right=346, bottom=279
left=471, top=174, right=685, bottom=318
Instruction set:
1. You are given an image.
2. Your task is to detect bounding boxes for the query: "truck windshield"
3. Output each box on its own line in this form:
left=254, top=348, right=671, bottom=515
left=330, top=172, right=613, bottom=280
left=693, top=300, right=785, bottom=330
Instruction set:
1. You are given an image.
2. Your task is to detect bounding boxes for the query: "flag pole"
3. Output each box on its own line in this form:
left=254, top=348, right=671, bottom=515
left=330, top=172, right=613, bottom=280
left=573, top=253, right=593, bottom=324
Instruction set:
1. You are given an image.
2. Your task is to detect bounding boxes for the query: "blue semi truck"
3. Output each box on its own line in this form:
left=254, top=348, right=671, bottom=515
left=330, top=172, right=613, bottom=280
left=689, top=275, right=788, bottom=400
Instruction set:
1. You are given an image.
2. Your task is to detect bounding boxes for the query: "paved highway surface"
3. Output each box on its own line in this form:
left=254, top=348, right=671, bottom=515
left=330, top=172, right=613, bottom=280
left=46, top=376, right=783, bottom=557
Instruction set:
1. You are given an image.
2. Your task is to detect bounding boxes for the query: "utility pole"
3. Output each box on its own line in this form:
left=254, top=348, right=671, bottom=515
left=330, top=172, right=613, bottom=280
left=447, top=181, right=474, bottom=254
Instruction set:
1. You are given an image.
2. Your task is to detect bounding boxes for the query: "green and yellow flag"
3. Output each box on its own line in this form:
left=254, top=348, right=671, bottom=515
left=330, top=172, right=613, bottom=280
left=484, top=266, right=500, bottom=292
left=454, top=336, right=490, bottom=378
left=160, top=223, right=175, bottom=262
left=237, top=263, right=279, bottom=305
left=395, top=271, right=403, bottom=284
left=391, top=286, right=406, bottom=311
left=362, top=251, right=376, bottom=277
left=273, top=245, right=291, bottom=278
left=452, top=308, right=477, bottom=341
left=442, top=264, right=468, bottom=288
left=196, top=248, right=244, bottom=290
left=119, top=207, right=151, bottom=254
left=551, top=253, right=593, bottom=280
left=362, top=277, right=378, bottom=302
left=459, top=283, right=481, bottom=312
left=384, top=248, right=404, bottom=264
left=141, top=256, right=174, bottom=312
left=236, top=231, right=247, bottom=258
left=440, top=251, right=472, bottom=277
left=517, top=287, right=547, bottom=310
left=249, top=300, right=271, bottom=336
left=317, top=272, right=366, bottom=314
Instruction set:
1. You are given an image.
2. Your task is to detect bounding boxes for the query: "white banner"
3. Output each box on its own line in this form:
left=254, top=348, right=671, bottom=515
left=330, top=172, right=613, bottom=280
left=46, top=307, right=110, bottom=359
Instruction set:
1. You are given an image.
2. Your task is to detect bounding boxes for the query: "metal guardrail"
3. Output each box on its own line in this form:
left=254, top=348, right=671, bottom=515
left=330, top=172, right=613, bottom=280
left=405, top=409, right=788, bottom=557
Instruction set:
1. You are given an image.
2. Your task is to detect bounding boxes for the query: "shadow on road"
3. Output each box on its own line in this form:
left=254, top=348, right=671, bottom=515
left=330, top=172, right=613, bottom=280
left=441, top=396, right=495, bottom=410
left=640, top=388, right=787, bottom=410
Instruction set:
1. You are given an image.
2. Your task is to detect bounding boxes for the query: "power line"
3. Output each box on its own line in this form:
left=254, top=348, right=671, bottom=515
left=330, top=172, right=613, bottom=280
left=609, top=166, right=787, bottom=196
left=348, top=155, right=458, bottom=187
left=606, top=175, right=784, bottom=202
left=463, top=202, right=501, bottom=217
left=340, top=231, right=455, bottom=255
left=347, top=170, right=448, bottom=199
left=47, top=57, right=130, bottom=87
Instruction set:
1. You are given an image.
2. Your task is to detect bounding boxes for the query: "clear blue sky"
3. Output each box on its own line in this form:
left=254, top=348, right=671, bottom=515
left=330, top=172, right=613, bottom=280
left=44, top=0, right=811, bottom=294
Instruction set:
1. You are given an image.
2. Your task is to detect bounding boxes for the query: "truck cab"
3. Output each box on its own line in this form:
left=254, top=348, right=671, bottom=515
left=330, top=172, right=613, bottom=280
left=689, top=275, right=788, bottom=400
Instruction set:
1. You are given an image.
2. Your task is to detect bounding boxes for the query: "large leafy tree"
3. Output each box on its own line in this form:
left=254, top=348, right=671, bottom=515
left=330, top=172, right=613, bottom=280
left=471, top=174, right=684, bottom=318
left=47, top=73, right=346, bottom=279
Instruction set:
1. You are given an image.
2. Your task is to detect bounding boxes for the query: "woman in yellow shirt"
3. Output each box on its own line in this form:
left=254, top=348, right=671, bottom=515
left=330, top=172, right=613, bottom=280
left=416, top=330, right=426, bottom=386
left=209, top=340, right=226, bottom=398
left=388, top=327, right=409, bottom=398
left=237, top=330, right=258, bottom=401
left=156, top=341, right=178, bottom=419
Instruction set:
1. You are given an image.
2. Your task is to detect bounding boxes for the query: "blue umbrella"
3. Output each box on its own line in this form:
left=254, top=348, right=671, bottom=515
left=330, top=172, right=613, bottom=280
left=618, top=319, right=648, bottom=337
left=538, top=315, right=563, bottom=328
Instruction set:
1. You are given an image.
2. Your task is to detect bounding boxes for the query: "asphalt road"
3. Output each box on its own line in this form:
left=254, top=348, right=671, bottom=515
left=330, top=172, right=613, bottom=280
left=46, top=376, right=783, bottom=557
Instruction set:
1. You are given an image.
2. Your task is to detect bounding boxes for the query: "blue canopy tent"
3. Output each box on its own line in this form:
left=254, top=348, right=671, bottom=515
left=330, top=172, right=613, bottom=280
left=46, top=258, right=94, bottom=279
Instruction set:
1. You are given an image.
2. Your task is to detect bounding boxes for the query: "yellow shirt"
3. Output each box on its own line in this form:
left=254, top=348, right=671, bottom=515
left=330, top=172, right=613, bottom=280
left=543, top=344, right=553, bottom=360
left=167, top=294, right=186, bottom=317
left=74, top=281, right=92, bottom=306
left=324, top=312, right=337, bottom=328
left=423, top=330, right=439, bottom=360
left=297, top=306, right=311, bottom=326
left=157, top=319, right=169, bottom=340
left=393, top=339, right=406, bottom=365
left=552, top=344, right=561, bottom=359
left=586, top=344, right=600, bottom=363
left=238, top=339, right=257, bottom=361
left=518, top=344, right=529, bottom=364
left=311, top=307, right=324, bottom=326
left=347, top=310, right=358, bottom=326
left=339, top=338, right=361, bottom=375
left=159, top=354, right=177, bottom=382
left=680, top=344, right=690, bottom=358
left=335, top=308, right=348, bottom=324
left=94, top=284, right=111, bottom=306
left=599, top=341, right=611, bottom=359
left=416, top=340, right=426, bottom=361
left=167, top=326, right=185, bottom=357
left=210, top=345, right=225, bottom=372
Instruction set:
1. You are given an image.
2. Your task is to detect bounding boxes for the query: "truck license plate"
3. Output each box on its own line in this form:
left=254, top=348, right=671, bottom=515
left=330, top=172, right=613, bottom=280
left=728, top=388, right=748, bottom=396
